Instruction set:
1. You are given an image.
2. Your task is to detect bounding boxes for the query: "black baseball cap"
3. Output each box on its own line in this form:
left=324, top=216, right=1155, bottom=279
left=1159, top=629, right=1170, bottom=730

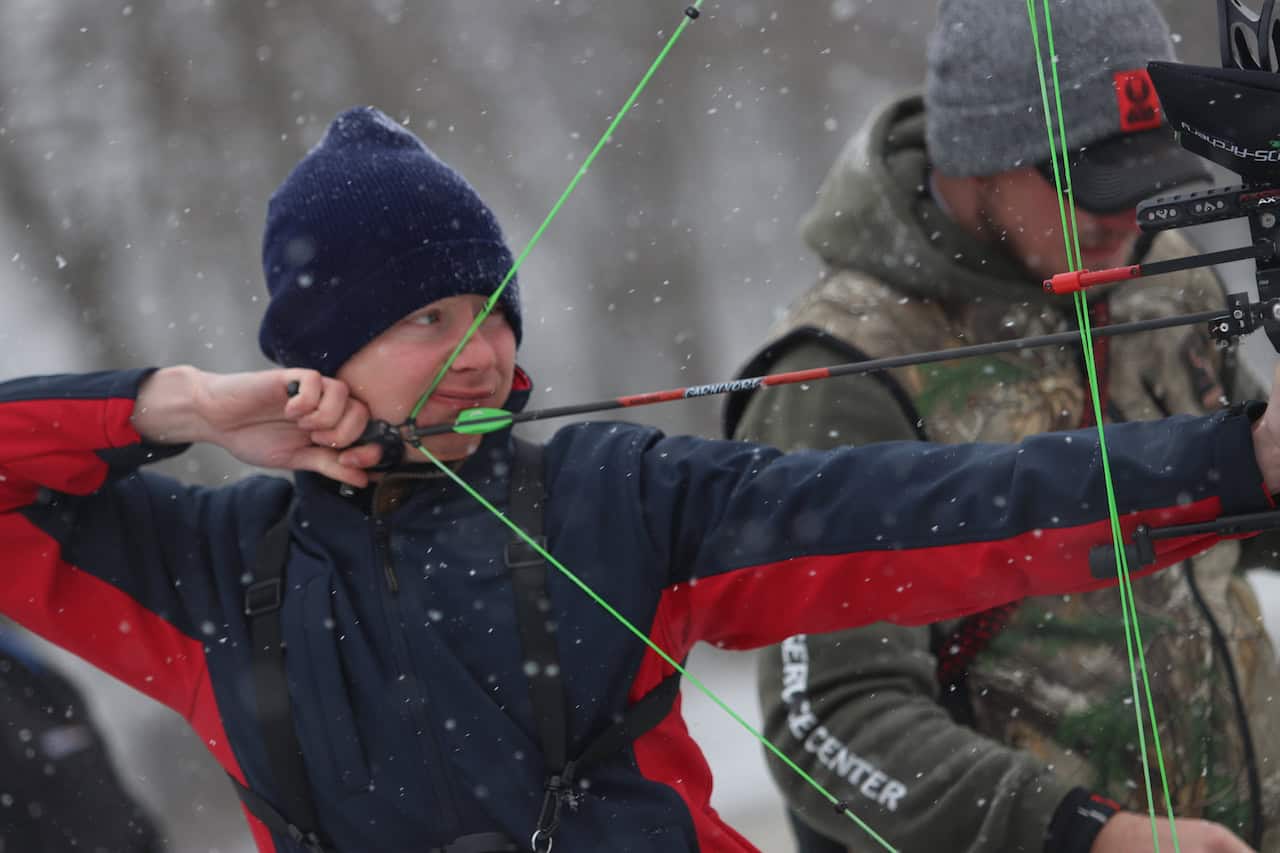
left=1035, top=128, right=1211, bottom=214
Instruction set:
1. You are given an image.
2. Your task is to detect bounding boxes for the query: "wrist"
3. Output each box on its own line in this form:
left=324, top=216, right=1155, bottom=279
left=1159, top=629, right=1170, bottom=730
left=132, top=365, right=208, bottom=444
left=1044, top=787, right=1119, bottom=853
left=1249, top=406, right=1280, bottom=495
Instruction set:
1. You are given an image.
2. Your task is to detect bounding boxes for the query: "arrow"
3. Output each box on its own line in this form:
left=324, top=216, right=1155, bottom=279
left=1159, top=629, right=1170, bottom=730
left=398, top=307, right=1228, bottom=440
left=1045, top=244, right=1262, bottom=294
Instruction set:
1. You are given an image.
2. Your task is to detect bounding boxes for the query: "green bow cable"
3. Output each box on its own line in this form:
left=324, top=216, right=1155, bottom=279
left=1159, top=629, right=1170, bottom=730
left=1027, top=1, right=1179, bottom=850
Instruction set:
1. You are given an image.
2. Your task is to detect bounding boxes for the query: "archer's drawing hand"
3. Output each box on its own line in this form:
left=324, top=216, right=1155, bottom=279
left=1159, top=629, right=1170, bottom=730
left=1091, top=813, right=1254, bottom=853
left=133, top=366, right=381, bottom=487
left=1252, top=363, right=1280, bottom=494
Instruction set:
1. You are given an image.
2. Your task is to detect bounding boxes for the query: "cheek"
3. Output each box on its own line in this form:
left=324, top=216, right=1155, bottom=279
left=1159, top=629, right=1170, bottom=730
left=352, top=343, right=445, bottom=403
left=488, top=327, right=518, bottom=374
left=1014, top=212, right=1067, bottom=257
left=383, top=336, right=450, bottom=367
left=991, top=197, right=1052, bottom=239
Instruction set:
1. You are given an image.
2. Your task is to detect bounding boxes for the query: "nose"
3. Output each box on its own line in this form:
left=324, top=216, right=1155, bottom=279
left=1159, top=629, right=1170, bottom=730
left=449, top=325, right=498, bottom=372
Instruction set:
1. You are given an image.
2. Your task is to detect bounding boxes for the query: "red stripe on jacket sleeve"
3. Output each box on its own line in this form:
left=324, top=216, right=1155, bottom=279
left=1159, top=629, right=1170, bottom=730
left=0, top=396, right=141, bottom=462
left=667, top=495, right=1226, bottom=651
left=0, top=397, right=141, bottom=507
left=0, top=513, right=276, bottom=851
left=622, top=503, right=1226, bottom=851
left=626, top=593, right=762, bottom=853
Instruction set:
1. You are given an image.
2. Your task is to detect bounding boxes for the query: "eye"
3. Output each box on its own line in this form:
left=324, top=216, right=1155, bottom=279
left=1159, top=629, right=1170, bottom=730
left=412, top=309, right=443, bottom=326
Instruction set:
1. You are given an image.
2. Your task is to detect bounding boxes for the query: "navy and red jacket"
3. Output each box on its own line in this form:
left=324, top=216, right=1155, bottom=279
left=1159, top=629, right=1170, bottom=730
left=0, top=368, right=1271, bottom=852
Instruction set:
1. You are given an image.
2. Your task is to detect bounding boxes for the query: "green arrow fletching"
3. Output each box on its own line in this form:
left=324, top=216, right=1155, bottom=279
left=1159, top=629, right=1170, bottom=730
left=453, top=407, right=514, bottom=435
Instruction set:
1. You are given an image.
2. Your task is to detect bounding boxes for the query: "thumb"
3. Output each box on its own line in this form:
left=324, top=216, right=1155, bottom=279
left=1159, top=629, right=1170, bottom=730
left=290, top=445, right=370, bottom=489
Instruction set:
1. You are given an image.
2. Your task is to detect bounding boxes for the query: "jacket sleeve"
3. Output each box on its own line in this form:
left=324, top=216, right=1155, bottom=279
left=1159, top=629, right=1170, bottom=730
left=0, top=370, right=226, bottom=718
left=630, top=356, right=1272, bottom=654
left=757, top=629, right=1072, bottom=853
left=738, top=341, right=1074, bottom=852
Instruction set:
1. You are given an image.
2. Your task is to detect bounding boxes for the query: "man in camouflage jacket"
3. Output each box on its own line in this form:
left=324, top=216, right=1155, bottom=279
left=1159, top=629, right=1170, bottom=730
left=726, top=1, right=1280, bottom=851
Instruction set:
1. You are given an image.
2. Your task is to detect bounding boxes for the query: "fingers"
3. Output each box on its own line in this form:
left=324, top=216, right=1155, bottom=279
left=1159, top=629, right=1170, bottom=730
left=282, top=371, right=330, bottom=420
left=278, top=372, right=379, bottom=478
left=337, top=443, right=384, bottom=469
left=310, top=398, right=371, bottom=449
left=291, top=445, right=371, bottom=490
left=283, top=375, right=372, bottom=448
left=295, top=378, right=350, bottom=432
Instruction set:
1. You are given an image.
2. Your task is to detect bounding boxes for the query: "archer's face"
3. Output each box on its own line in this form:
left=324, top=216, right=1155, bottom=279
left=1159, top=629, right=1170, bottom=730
left=976, top=167, right=1141, bottom=281
left=337, top=294, right=517, bottom=461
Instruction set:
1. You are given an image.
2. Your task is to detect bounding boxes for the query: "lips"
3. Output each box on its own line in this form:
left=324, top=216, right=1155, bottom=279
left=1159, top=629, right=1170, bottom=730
left=430, top=389, right=494, bottom=409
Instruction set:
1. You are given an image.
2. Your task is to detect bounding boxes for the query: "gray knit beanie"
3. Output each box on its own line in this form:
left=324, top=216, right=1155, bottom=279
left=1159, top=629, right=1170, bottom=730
left=926, top=0, right=1177, bottom=176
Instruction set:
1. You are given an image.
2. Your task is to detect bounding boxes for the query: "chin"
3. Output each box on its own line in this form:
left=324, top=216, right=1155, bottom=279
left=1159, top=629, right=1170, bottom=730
left=418, top=436, right=481, bottom=462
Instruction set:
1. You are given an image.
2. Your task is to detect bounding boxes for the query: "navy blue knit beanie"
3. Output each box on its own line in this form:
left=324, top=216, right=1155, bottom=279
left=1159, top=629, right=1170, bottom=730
left=259, top=106, right=521, bottom=376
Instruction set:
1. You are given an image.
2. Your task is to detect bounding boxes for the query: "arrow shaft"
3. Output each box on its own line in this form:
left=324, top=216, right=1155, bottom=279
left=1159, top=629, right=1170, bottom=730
left=1047, top=244, right=1261, bottom=294
left=410, top=308, right=1223, bottom=438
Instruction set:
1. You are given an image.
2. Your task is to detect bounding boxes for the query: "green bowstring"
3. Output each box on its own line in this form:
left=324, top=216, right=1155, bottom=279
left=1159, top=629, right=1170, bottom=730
left=1026, top=2, right=1179, bottom=850
left=399, top=3, right=900, bottom=849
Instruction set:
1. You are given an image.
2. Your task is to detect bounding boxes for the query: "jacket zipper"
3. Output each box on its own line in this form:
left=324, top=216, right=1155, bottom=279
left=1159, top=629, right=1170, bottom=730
left=374, top=517, right=399, bottom=594
left=369, top=480, right=465, bottom=841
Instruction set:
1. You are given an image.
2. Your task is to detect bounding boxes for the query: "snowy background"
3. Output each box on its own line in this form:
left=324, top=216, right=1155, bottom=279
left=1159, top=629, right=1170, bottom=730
left=1, top=1, right=1277, bottom=851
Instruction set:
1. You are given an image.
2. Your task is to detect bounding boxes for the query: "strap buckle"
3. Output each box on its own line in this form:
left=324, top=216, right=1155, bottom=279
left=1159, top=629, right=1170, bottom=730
left=531, top=764, right=581, bottom=852
left=244, top=578, right=283, bottom=616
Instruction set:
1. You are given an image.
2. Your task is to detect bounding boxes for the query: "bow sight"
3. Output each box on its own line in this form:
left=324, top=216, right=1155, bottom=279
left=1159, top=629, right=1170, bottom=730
left=1048, top=0, right=1280, bottom=352
left=1039, top=0, right=1280, bottom=575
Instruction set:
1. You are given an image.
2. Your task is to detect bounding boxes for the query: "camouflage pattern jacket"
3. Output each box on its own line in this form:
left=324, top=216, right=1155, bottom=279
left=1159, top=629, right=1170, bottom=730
left=727, top=95, right=1280, bottom=853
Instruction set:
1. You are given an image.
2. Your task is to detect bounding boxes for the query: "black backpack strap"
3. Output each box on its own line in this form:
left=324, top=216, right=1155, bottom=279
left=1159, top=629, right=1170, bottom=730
left=230, top=775, right=328, bottom=853
left=506, top=438, right=566, bottom=775
left=530, top=673, right=682, bottom=851
left=505, top=438, right=572, bottom=852
left=231, top=509, right=333, bottom=853
left=504, top=438, right=684, bottom=851
left=573, top=671, right=681, bottom=773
